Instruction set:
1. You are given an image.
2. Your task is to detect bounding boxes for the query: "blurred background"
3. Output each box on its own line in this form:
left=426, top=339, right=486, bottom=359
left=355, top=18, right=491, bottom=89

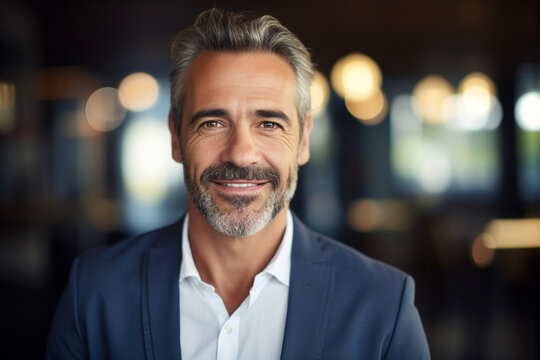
left=1, top=0, right=540, bottom=358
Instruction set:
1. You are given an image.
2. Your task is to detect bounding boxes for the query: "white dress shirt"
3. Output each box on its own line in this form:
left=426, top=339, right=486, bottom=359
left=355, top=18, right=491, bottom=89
left=179, top=211, right=293, bottom=360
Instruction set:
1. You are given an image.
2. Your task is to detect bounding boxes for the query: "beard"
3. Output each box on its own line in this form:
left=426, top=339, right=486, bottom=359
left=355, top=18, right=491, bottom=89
left=184, top=162, right=297, bottom=238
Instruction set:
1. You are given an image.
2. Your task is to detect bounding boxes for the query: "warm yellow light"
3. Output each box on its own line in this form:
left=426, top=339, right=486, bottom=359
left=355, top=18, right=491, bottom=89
left=310, top=71, right=330, bottom=115
left=471, top=233, right=495, bottom=267
left=515, top=91, right=540, bottom=131
left=345, top=89, right=387, bottom=125
left=85, top=87, right=126, bottom=132
left=459, top=72, right=496, bottom=97
left=347, top=198, right=414, bottom=232
left=458, top=72, right=497, bottom=121
left=331, top=53, right=382, bottom=101
left=484, top=219, right=540, bottom=248
left=118, top=72, right=159, bottom=112
left=0, top=82, right=16, bottom=133
left=412, top=75, right=454, bottom=124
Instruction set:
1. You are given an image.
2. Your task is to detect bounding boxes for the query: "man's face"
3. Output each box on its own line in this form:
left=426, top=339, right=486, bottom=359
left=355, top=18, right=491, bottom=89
left=169, top=51, right=311, bottom=238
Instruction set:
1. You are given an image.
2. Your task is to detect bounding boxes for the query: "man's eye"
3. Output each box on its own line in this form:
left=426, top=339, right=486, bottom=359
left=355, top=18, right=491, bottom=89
left=259, top=121, right=279, bottom=129
left=201, top=120, right=221, bottom=129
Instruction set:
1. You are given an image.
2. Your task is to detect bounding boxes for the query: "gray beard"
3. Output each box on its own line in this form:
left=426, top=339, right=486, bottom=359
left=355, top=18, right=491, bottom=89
left=185, top=163, right=297, bottom=238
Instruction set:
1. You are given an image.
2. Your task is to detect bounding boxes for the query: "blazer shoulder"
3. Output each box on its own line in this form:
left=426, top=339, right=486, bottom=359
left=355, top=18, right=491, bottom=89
left=289, top=217, right=429, bottom=358
left=293, top=216, right=409, bottom=292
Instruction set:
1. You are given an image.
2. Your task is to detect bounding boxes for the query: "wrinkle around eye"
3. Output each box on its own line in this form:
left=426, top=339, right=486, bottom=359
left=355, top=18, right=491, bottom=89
left=256, top=127, right=299, bottom=152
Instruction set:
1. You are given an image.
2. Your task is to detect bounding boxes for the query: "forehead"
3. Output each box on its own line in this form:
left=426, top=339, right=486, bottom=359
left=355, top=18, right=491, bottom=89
left=183, top=51, right=298, bottom=115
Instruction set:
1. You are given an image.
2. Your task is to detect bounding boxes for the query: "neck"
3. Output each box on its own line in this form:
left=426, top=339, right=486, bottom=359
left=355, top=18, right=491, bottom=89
left=186, top=200, right=289, bottom=314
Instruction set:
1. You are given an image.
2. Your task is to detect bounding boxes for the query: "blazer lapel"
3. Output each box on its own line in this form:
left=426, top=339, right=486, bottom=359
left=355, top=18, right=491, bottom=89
left=142, top=220, right=183, bottom=360
left=280, top=216, right=335, bottom=360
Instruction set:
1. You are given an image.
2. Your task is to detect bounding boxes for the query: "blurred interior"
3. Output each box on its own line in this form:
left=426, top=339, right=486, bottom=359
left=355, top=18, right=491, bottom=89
left=1, top=0, right=540, bottom=358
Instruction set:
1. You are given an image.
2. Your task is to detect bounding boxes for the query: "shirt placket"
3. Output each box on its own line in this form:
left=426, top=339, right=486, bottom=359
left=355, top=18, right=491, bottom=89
left=216, top=315, right=240, bottom=360
left=195, top=278, right=248, bottom=360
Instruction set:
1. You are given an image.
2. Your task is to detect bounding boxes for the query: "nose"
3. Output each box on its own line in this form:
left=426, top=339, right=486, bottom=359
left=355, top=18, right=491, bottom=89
left=220, top=124, right=261, bottom=167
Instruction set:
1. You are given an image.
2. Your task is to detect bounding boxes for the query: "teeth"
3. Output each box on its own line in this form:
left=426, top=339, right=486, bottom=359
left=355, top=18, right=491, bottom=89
left=223, top=183, right=258, bottom=188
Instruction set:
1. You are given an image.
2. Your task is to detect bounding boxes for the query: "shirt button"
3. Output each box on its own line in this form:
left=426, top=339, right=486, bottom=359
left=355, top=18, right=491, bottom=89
left=224, top=324, right=232, bottom=334
left=198, top=283, right=206, bottom=291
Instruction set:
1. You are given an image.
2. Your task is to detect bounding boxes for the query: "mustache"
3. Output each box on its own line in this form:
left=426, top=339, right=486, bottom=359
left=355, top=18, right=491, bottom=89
left=200, top=162, right=280, bottom=189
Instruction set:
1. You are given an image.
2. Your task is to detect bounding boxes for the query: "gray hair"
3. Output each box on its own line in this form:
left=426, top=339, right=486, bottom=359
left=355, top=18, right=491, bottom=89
left=169, top=8, right=314, bottom=136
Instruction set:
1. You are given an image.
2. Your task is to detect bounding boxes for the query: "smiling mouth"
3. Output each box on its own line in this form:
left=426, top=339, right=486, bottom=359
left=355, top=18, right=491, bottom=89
left=222, top=183, right=258, bottom=188
left=214, top=181, right=267, bottom=187
left=200, top=163, right=280, bottom=192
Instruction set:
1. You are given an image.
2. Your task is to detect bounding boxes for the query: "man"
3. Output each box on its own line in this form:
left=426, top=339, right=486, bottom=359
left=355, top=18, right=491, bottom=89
left=47, top=8, right=430, bottom=360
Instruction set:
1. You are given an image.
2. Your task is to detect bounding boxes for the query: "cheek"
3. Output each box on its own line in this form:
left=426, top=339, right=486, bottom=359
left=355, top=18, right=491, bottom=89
left=258, top=132, right=299, bottom=156
left=182, top=138, right=225, bottom=183
left=182, top=135, right=212, bottom=162
left=259, top=140, right=299, bottom=176
left=181, top=146, right=204, bottom=181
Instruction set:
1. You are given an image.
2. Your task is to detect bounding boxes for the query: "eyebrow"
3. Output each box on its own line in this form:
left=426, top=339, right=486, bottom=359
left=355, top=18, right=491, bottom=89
left=256, top=110, right=291, bottom=126
left=190, top=109, right=229, bottom=126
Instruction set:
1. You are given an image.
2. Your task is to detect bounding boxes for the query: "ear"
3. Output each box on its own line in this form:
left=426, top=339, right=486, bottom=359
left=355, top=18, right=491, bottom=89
left=168, top=111, right=183, bottom=163
left=297, top=112, right=312, bottom=166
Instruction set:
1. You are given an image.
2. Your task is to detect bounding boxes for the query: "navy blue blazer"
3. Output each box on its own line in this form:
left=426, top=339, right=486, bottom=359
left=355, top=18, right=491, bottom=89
left=47, top=214, right=430, bottom=359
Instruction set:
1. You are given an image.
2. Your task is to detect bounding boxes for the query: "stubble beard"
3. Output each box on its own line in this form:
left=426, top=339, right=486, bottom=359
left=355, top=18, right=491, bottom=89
left=184, top=162, right=297, bottom=238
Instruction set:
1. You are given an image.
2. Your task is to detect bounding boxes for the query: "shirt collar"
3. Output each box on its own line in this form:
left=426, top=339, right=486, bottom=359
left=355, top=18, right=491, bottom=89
left=261, top=210, right=293, bottom=286
left=179, top=213, right=200, bottom=282
left=179, top=210, right=293, bottom=287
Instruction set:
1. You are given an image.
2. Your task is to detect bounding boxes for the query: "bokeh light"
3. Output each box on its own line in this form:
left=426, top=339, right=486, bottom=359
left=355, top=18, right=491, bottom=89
left=390, top=94, right=423, bottom=134
left=347, top=199, right=385, bottom=232
left=448, top=94, right=503, bottom=131
left=347, top=198, right=414, bottom=232
left=331, top=53, right=382, bottom=101
left=459, top=72, right=496, bottom=116
left=419, top=148, right=452, bottom=193
left=122, top=118, right=180, bottom=203
left=85, top=87, right=127, bottom=132
left=412, top=75, right=454, bottom=124
left=309, top=112, right=332, bottom=160
left=515, top=91, right=540, bottom=131
left=390, top=95, right=424, bottom=185
left=450, top=72, right=501, bottom=131
left=310, top=70, right=330, bottom=115
left=118, top=72, right=160, bottom=112
left=471, top=233, right=495, bottom=267
left=0, top=81, right=16, bottom=133
left=345, top=89, right=388, bottom=125
left=485, top=219, right=540, bottom=248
